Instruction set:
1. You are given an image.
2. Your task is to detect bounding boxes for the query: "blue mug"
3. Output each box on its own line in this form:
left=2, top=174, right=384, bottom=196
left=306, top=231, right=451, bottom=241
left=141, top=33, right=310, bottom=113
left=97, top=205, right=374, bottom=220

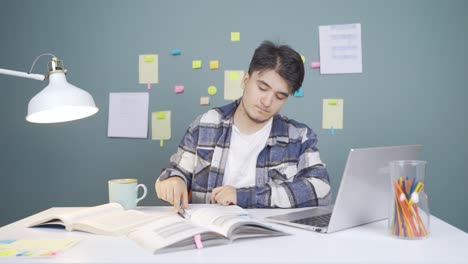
left=108, top=179, right=147, bottom=210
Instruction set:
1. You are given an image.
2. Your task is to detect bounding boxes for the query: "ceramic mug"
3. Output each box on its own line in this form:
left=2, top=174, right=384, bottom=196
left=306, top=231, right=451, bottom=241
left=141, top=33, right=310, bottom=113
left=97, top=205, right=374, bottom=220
left=108, top=179, right=147, bottom=210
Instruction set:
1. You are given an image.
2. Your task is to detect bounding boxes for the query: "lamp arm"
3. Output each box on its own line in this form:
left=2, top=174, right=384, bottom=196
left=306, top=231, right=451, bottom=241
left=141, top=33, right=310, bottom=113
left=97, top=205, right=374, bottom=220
left=0, top=68, right=45, bottom=81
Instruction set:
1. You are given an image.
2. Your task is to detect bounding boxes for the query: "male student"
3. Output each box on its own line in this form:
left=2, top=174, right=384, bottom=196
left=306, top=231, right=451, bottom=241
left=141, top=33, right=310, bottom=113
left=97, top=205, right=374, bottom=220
left=155, top=40, right=331, bottom=210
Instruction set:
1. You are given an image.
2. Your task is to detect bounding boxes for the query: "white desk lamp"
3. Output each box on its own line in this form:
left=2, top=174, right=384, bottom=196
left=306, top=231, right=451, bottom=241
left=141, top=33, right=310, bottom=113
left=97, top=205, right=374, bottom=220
left=0, top=53, right=98, bottom=123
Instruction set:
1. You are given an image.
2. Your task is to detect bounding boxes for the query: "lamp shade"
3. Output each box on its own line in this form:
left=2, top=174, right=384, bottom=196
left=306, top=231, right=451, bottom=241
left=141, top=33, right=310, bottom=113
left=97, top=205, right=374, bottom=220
left=26, top=72, right=98, bottom=123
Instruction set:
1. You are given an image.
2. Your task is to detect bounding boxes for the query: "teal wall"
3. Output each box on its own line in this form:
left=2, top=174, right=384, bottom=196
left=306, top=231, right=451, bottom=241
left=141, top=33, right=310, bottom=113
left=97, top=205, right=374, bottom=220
left=1, top=0, right=467, bottom=232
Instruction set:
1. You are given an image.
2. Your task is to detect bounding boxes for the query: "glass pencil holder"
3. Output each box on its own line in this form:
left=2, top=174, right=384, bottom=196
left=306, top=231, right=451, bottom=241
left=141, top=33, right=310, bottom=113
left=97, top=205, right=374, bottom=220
left=389, top=160, right=430, bottom=239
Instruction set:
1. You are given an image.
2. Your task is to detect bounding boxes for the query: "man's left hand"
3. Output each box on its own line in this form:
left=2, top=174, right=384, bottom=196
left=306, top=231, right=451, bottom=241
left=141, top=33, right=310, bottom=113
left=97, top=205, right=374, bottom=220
left=211, top=185, right=237, bottom=206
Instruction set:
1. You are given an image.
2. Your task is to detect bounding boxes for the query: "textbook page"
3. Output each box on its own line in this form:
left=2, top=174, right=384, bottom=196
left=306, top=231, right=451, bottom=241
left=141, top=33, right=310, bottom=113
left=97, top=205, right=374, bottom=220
left=127, top=214, right=228, bottom=254
left=28, top=203, right=160, bottom=236
left=28, top=203, right=124, bottom=231
left=187, top=205, right=287, bottom=239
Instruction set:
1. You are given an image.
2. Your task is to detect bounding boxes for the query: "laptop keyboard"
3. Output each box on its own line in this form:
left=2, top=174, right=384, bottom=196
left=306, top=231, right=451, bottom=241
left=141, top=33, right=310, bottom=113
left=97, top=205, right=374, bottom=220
left=291, top=213, right=332, bottom=227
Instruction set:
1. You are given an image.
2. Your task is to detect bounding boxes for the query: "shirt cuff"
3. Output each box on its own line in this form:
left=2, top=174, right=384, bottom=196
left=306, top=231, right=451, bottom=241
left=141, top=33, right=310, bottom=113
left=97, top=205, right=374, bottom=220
left=236, top=187, right=257, bottom=208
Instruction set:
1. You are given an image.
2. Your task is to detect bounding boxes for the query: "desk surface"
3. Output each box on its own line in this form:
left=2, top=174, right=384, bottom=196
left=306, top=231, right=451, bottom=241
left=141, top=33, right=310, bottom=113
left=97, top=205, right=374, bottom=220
left=0, top=206, right=467, bottom=264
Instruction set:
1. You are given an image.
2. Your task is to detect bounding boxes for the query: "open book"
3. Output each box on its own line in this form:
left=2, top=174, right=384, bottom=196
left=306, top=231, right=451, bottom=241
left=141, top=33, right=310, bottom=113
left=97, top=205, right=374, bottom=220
left=28, top=203, right=162, bottom=236
left=29, top=203, right=288, bottom=254
left=127, top=205, right=288, bottom=254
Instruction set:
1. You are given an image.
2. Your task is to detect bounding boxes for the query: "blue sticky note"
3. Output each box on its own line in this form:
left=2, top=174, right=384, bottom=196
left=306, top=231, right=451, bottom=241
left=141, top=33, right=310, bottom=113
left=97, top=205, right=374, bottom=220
left=171, top=49, right=181, bottom=56
left=0, top=239, right=16, bottom=244
left=330, top=127, right=335, bottom=136
left=293, top=88, right=304, bottom=97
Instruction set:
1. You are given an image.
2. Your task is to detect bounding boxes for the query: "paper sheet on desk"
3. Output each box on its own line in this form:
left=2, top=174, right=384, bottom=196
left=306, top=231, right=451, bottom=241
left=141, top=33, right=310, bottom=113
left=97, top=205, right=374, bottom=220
left=0, top=238, right=80, bottom=257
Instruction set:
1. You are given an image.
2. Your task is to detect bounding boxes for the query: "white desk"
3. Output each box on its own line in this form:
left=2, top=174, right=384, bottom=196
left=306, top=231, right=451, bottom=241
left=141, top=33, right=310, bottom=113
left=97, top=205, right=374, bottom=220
left=0, top=206, right=467, bottom=263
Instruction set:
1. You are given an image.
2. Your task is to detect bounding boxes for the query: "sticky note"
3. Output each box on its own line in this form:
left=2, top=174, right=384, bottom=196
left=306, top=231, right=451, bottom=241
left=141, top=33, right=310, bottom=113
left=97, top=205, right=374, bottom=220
left=174, top=85, right=184, bottom=94
left=293, top=88, right=304, bottom=97
left=231, top=32, right=240, bottom=42
left=224, top=70, right=244, bottom=100
left=144, top=55, right=154, bottom=62
left=209, top=60, right=219, bottom=69
left=171, top=49, right=181, bottom=56
left=139, top=54, right=159, bottom=84
left=156, top=112, right=166, bottom=119
left=311, top=61, right=321, bottom=68
left=301, top=55, right=305, bottom=63
left=0, top=240, right=16, bottom=244
left=152, top=111, right=171, bottom=143
left=208, top=86, right=217, bottom=95
left=0, top=249, right=17, bottom=256
left=322, top=99, right=343, bottom=129
left=200, top=96, right=210, bottom=105
left=229, top=71, right=239, bottom=80
left=192, top=60, right=202, bottom=69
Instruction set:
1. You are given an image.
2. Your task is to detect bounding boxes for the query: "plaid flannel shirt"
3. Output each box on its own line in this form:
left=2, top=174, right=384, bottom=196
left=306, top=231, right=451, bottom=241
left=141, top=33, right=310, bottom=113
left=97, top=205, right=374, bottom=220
left=158, top=99, right=332, bottom=208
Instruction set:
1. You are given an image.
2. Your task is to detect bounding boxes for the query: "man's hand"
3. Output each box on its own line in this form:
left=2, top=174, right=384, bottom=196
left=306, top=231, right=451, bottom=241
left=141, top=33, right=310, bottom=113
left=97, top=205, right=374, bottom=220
left=211, top=185, right=237, bottom=206
left=155, top=177, right=189, bottom=210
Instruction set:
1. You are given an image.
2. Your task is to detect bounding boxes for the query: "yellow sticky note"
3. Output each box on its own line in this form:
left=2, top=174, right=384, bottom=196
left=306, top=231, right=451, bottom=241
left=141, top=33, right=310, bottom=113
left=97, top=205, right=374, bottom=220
left=152, top=111, right=171, bottom=142
left=200, top=96, right=210, bottom=105
left=144, top=55, right=154, bottom=62
left=231, top=32, right=240, bottom=42
left=139, top=54, right=159, bottom=84
left=328, top=99, right=337, bottom=105
left=229, top=71, right=239, bottom=80
left=301, top=55, right=305, bottom=63
left=208, top=86, right=217, bottom=95
left=322, top=99, right=344, bottom=129
left=0, top=249, right=17, bottom=256
left=209, top=60, right=219, bottom=69
left=156, top=112, right=166, bottom=119
left=224, top=70, right=244, bottom=100
left=192, top=60, right=202, bottom=69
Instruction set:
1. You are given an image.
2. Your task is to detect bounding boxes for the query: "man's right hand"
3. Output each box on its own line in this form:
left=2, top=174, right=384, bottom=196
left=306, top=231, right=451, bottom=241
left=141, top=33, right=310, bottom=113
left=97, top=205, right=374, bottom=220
left=155, top=177, right=189, bottom=211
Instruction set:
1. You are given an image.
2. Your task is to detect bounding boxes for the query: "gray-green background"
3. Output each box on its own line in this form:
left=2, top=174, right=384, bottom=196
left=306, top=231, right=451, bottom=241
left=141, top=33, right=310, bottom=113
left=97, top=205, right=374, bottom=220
left=1, top=0, right=467, bottom=232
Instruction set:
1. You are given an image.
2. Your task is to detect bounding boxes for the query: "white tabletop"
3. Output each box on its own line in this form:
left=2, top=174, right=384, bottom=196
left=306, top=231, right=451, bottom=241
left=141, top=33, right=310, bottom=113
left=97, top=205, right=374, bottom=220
left=0, top=206, right=467, bottom=263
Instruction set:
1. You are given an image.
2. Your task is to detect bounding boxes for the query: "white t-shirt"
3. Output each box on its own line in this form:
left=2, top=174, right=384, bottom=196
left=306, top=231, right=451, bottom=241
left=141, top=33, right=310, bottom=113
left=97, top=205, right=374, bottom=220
left=222, top=118, right=273, bottom=188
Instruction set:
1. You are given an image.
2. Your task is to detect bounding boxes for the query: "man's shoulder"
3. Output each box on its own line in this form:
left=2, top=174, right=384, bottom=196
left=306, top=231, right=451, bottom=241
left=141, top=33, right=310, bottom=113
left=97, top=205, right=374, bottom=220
left=191, top=102, right=236, bottom=128
left=273, top=114, right=311, bottom=130
left=272, top=114, right=315, bottom=139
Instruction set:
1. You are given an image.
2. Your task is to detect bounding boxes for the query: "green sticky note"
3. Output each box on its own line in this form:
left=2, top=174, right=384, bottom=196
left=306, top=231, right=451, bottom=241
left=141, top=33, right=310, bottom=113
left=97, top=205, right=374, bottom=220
left=328, top=99, right=337, bottom=105
left=192, top=60, right=202, bottom=69
left=231, top=32, right=240, bottom=42
left=229, top=71, right=239, bottom=80
left=144, top=55, right=154, bottom=62
left=156, top=112, right=166, bottom=119
left=301, top=55, right=305, bottom=63
left=207, top=86, right=217, bottom=95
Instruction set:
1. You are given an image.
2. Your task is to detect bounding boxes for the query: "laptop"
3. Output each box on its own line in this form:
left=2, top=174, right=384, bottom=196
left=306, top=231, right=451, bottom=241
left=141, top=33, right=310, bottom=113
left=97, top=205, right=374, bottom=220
left=266, top=145, right=422, bottom=233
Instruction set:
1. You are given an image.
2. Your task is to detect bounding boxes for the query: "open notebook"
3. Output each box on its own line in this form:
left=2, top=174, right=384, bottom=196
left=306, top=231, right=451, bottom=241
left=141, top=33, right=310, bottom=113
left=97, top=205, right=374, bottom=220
left=266, top=145, right=422, bottom=233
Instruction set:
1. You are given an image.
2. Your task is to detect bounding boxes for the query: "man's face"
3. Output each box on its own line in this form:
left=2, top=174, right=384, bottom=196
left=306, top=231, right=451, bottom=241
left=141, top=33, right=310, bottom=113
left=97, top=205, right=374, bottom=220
left=240, top=69, right=290, bottom=124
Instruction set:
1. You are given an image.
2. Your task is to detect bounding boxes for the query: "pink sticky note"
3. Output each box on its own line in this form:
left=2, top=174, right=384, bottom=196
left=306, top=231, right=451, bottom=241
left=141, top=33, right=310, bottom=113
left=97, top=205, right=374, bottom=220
left=194, top=234, right=203, bottom=249
left=311, top=62, right=321, bottom=68
left=175, top=85, right=184, bottom=94
left=147, top=83, right=151, bottom=90
left=200, top=97, right=210, bottom=105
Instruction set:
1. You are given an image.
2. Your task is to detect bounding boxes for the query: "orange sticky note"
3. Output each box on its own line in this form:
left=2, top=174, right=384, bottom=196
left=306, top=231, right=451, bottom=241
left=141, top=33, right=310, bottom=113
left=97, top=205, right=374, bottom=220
left=200, top=97, right=210, bottom=105
left=209, top=60, right=219, bottom=69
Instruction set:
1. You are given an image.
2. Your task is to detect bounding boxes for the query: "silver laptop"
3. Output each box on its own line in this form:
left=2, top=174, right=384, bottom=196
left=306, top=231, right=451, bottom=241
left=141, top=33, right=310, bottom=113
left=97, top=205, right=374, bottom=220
left=266, top=145, right=422, bottom=233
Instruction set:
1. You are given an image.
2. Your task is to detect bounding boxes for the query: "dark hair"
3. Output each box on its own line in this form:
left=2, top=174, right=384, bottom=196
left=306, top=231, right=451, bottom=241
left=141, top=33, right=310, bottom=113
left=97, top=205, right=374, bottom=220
left=248, top=40, right=304, bottom=94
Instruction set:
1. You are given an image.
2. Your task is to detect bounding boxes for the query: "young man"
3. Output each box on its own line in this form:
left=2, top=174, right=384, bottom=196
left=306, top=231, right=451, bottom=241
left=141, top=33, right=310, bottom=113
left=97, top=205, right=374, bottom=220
left=155, top=41, right=331, bottom=210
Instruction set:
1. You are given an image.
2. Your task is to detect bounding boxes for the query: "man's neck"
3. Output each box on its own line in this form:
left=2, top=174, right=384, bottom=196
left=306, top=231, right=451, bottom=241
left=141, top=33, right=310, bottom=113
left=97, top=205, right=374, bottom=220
left=233, top=103, right=271, bottom=135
